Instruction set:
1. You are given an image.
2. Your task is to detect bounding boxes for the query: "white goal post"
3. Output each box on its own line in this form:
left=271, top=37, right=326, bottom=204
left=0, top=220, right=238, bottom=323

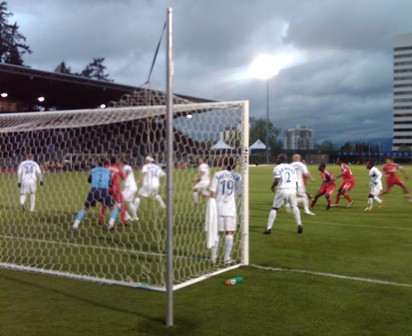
left=0, top=101, right=249, bottom=291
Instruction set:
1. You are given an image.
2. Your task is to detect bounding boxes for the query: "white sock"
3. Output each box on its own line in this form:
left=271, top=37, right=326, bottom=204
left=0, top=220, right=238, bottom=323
left=20, top=195, right=26, bottom=206
left=211, top=242, right=218, bottom=262
left=292, top=206, right=302, bottom=226
left=266, top=209, right=277, bottom=230
left=373, top=196, right=382, bottom=204
left=368, top=198, right=373, bottom=208
left=134, top=197, right=141, bottom=210
left=30, top=194, right=36, bottom=211
left=155, top=195, right=166, bottom=208
left=128, top=201, right=137, bottom=218
left=72, top=219, right=80, bottom=229
left=192, top=191, right=199, bottom=203
left=298, top=196, right=309, bottom=212
left=224, top=234, right=234, bottom=261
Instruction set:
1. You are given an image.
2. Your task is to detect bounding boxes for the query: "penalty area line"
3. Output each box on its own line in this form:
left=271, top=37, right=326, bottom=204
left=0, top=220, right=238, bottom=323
left=250, top=264, right=412, bottom=288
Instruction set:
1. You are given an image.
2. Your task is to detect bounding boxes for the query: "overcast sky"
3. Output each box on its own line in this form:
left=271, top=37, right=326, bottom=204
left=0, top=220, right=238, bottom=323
left=6, top=0, right=412, bottom=144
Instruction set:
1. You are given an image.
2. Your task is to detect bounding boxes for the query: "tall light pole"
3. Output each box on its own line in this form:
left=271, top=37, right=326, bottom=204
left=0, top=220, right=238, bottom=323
left=250, top=54, right=279, bottom=163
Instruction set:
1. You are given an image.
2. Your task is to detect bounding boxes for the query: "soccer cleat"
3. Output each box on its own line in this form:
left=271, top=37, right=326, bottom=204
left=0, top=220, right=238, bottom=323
left=263, top=228, right=272, bottom=234
left=132, top=216, right=139, bottom=221
left=297, top=225, right=303, bottom=234
left=326, top=204, right=331, bottom=210
left=378, top=202, right=383, bottom=208
left=21, top=205, right=25, bottom=212
left=108, top=224, right=116, bottom=232
left=305, top=210, right=315, bottom=216
left=224, top=258, right=235, bottom=265
left=330, top=203, right=338, bottom=207
left=347, top=201, right=354, bottom=208
left=364, top=207, right=372, bottom=212
left=71, top=224, right=78, bottom=231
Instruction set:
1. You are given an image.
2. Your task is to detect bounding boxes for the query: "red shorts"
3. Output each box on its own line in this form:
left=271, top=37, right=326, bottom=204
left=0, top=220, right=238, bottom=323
left=386, top=176, right=405, bottom=189
left=108, top=188, right=123, bottom=203
left=339, top=179, right=355, bottom=191
left=319, top=184, right=335, bottom=196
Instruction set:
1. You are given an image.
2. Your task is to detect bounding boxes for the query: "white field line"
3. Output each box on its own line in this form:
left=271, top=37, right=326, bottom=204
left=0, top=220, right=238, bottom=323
left=250, top=264, right=412, bottom=288
left=287, top=219, right=412, bottom=232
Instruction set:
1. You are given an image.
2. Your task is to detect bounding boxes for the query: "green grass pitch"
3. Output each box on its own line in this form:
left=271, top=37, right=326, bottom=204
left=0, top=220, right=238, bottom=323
left=1, top=164, right=411, bottom=335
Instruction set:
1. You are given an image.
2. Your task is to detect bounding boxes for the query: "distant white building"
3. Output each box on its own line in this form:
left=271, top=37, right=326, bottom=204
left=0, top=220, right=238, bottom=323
left=393, top=33, right=412, bottom=151
left=283, top=124, right=314, bottom=150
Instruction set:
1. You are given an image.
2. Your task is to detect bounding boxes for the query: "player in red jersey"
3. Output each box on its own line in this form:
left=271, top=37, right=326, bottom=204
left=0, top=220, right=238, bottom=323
left=379, top=157, right=411, bottom=201
left=98, top=157, right=126, bottom=225
left=331, top=157, right=355, bottom=207
left=310, top=163, right=336, bottom=210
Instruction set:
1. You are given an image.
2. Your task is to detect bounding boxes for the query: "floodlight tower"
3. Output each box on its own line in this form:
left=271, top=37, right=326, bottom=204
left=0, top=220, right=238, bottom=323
left=250, top=54, right=279, bottom=163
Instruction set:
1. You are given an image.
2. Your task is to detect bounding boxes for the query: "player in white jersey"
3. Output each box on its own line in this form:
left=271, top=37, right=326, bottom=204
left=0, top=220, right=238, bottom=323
left=263, top=154, right=302, bottom=234
left=17, top=154, right=43, bottom=212
left=134, top=156, right=166, bottom=214
left=364, top=161, right=383, bottom=211
left=209, top=157, right=240, bottom=264
left=290, top=154, right=315, bottom=216
left=192, top=157, right=210, bottom=205
left=122, top=159, right=138, bottom=221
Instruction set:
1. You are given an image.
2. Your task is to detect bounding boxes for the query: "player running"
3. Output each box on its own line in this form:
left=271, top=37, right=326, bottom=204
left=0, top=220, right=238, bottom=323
left=290, top=154, right=315, bottom=215
left=134, top=156, right=166, bottom=214
left=72, top=162, right=119, bottom=230
left=263, top=153, right=303, bottom=235
left=379, top=156, right=411, bottom=202
left=122, top=159, right=138, bottom=221
left=331, top=157, right=355, bottom=208
left=192, top=157, right=210, bottom=205
left=364, top=161, right=383, bottom=211
left=17, top=154, right=43, bottom=212
left=310, top=163, right=336, bottom=210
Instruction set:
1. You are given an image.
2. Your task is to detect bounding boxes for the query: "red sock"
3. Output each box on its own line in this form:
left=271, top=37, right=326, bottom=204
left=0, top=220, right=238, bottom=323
left=343, top=193, right=352, bottom=202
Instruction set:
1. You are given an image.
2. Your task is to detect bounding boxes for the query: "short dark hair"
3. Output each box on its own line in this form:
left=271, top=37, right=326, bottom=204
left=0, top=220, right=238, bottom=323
left=110, top=157, right=117, bottom=164
left=222, top=156, right=236, bottom=170
left=277, top=153, right=287, bottom=163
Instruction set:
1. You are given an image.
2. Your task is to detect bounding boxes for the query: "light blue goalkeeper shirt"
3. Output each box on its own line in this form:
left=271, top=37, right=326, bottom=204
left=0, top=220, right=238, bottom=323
left=90, top=166, right=111, bottom=189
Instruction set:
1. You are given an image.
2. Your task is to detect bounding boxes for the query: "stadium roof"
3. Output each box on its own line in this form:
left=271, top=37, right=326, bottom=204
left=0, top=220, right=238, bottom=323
left=0, top=63, right=213, bottom=112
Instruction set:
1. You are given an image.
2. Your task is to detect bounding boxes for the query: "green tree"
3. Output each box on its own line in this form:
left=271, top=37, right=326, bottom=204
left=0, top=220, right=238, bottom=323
left=0, top=2, right=32, bottom=65
left=54, top=60, right=72, bottom=74
left=249, top=118, right=281, bottom=152
left=340, top=141, right=353, bottom=151
left=80, top=57, right=111, bottom=81
left=318, top=140, right=335, bottom=152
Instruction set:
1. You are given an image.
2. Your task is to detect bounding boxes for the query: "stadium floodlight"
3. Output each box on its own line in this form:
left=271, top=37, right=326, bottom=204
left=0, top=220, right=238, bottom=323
left=1, top=92, right=8, bottom=98
left=250, top=54, right=279, bottom=163
left=37, top=96, right=45, bottom=102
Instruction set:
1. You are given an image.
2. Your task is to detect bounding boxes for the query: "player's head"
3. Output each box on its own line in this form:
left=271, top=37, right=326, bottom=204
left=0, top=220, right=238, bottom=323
left=292, top=154, right=301, bottom=162
left=110, top=157, right=117, bottom=165
left=385, top=156, right=393, bottom=164
left=26, top=153, right=33, bottom=160
left=277, top=153, right=287, bottom=164
left=197, top=157, right=204, bottom=165
left=145, top=155, right=155, bottom=164
left=318, top=162, right=326, bottom=171
left=366, top=160, right=374, bottom=170
left=222, top=156, right=236, bottom=171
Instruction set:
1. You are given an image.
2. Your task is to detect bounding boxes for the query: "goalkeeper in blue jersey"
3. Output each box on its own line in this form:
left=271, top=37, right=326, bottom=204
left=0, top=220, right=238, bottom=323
left=72, top=162, right=119, bottom=230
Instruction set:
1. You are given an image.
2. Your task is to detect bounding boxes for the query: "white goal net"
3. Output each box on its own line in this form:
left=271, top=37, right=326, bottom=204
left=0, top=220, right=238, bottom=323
left=0, top=101, right=249, bottom=291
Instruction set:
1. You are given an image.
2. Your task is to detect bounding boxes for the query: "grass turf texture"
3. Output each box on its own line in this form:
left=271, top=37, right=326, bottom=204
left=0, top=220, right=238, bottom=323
left=1, top=164, right=412, bottom=335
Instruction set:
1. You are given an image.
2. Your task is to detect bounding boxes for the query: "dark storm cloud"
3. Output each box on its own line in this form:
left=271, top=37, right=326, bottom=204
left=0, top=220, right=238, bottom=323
left=7, top=0, right=412, bottom=144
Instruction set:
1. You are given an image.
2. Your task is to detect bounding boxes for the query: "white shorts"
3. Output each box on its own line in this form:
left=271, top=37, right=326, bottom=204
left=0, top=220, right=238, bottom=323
left=138, top=185, right=159, bottom=198
left=272, top=189, right=297, bottom=209
left=218, top=216, right=236, bottom=232
left=122, top=186, right=138, bottom=202
left=20, top=179, right=36, bottom=195
left=370, top=182, right=382, bottom=196
left=193, top=180, right=210, bottom=193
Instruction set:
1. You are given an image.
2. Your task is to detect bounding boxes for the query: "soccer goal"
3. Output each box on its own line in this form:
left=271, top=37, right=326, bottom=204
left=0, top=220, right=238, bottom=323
left=0, top=100, right=249, bottom=291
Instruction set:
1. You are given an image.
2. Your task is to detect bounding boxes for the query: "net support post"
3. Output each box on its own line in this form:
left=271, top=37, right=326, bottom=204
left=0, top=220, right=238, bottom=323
left=165, top=7, right=174, bottom=328
left=241, top=101, right=250, bottom=265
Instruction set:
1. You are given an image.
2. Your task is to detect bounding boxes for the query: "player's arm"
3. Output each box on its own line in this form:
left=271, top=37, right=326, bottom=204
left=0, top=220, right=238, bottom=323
left=271, top=178, right=279, bottom=192
left=36, top=164, right=44, bottom=186
left=17, top=163, right=22, bottom=187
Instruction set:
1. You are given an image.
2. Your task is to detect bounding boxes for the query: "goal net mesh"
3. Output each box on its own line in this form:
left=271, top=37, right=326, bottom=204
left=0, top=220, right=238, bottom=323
left=0, top=100, right=249, bottom=291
